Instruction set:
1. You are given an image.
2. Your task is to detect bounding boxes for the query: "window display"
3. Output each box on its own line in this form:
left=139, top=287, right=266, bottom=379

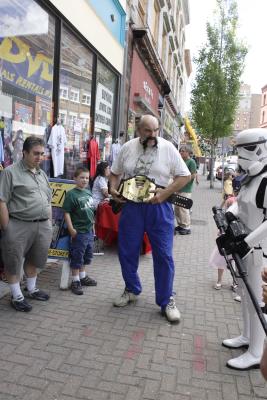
left=0, top=1, right=120, bottom=177
left=94, top=60, right=118, bottom=160
left=0, top=0, right=55, bottom=168
left=59, top=26, right=93, bottom=179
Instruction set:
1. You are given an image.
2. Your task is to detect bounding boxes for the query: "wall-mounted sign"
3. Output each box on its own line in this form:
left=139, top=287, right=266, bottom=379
left=163, top=109, right=174, bottom=136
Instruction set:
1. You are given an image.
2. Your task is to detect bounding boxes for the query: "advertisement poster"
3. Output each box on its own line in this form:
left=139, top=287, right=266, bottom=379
left=48, top=178, right=76, bottom=259
left=95, top=83, right=113, bottom=132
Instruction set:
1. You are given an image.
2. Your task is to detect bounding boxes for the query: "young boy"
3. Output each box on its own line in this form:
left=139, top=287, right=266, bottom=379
left=62, top=166, right=97, bottom=295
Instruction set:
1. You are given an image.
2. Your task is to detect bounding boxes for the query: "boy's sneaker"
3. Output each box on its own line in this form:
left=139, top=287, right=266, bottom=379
left=71, top=281, right=83, bottom=295
left=80, top=276, right=97, bottom=286
left=113, top=288, right=138, bottom=307
left=11, top=296, right=32, bottom=312
left=162, top=296, right=181, bottom=323
left=24, top=288, right=49, bottom=301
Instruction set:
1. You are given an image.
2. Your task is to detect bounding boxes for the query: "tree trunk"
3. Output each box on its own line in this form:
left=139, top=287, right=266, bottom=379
left=209, top=142, right=216, bottom=189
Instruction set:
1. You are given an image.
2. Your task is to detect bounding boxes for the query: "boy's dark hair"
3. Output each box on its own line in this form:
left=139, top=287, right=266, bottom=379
left=23, top=136, right=45, bottom=153
left=74, top=166, right=89, bottom=177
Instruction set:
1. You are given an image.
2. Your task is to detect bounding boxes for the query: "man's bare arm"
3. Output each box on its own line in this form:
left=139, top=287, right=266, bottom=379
left=109, top=172, right=125, bottom=202
left=0, top=200, right=9, bottom=229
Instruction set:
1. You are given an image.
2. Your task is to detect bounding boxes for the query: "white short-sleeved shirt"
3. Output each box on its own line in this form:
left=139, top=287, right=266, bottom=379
left=111, top=137, right=190, bottom=187
left=92, top=175, right=108, bottom=207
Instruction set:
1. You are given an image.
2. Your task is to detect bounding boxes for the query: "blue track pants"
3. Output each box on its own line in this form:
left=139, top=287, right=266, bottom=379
left=118, top=202, right=175, bottom=308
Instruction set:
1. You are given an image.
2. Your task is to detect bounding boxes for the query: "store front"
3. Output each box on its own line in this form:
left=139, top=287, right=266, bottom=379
left=128, top=49, right=160, bottom=138
left=0, top=0, right=121, bottom=178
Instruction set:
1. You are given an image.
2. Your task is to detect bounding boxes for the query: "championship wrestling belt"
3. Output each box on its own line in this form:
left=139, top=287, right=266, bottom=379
left=117, top=175, right=193, bottom=209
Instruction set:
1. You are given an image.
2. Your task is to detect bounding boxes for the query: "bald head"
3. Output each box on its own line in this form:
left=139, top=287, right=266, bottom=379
left=137, top=115, right=159, bottom=149
left=138, top=115, right=159, bottom=130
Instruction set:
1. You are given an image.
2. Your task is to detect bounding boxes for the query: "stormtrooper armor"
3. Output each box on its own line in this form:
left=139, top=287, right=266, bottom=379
left=223, top=128, right=267, bottom=370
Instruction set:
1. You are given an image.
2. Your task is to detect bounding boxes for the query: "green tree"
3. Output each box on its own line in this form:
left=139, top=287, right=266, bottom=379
left=191, top=0, right=247, bottom=187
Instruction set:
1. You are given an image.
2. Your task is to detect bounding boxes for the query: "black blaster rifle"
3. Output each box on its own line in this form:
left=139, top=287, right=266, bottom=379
left=212, top=206, right=267, bottom=335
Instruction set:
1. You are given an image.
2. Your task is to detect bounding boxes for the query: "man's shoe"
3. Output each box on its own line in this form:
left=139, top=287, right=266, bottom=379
left=175, top=226, right=182, bottom=232
left=71, top=281, right=83, bottom=295
left=24, top=288, right=49, bottom=301
left=11, top=296, right=32, bottom=312
left=80, top=276, right=97, bottom=286
left=163, top=296, right=181, bottom=323
left=113, top=288, right=138, bottom=307
left=178, top=228, right=191, bottom=235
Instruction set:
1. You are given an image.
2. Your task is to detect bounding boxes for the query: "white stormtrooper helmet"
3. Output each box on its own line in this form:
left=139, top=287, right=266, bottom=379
left=235, top=128, right=267, bottom=176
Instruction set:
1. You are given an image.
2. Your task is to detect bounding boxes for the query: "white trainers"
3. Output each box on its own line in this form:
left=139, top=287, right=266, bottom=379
left=163, top=296, right=181, bottom=323
left=113, top=288, right=138, bottom=307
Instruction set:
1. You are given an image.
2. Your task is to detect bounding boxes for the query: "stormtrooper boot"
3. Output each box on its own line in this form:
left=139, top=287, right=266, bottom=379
left=222, top=283, right=250, bottom=349
left=227, top=260, right=265, bottom=370
left=226, top=310, right=265, bottom=370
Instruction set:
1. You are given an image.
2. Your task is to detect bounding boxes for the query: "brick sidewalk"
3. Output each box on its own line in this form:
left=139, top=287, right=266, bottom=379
left=0, top=176, right=266, bottom=400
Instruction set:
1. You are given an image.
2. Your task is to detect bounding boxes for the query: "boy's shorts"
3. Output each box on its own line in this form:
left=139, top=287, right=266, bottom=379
left=69, top=231, right=93, bottom=269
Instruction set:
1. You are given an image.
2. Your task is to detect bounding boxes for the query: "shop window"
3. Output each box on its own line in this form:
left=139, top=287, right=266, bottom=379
left=94, top=60, right=118, bottom=161
left=59, top=25, right=93, bottom=179
left=0, top=0, right=55, bottom=171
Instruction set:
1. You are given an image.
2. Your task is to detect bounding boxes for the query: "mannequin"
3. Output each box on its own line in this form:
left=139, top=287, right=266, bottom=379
left=103, top=132, right=112, bottom=162
left=48, top=116, right=67, bottom=177
left=222, top=128, right=267, bottom=370
left=110, top=131, right=124, bottom=166
left=87, top=133, right=100, bottom=178
left=12, top=129, right=24, bottom=163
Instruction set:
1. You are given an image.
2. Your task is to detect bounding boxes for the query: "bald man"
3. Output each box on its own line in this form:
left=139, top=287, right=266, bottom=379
left=109, top=114, right=190, bottom=322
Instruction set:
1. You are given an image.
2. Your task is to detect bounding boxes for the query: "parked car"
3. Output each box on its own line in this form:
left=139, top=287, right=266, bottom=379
left=216, top=163, right=237, bottom=180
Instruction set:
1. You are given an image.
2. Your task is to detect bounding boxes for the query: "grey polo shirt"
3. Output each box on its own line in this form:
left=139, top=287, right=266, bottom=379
left=0, top=160, right=52, bottom=221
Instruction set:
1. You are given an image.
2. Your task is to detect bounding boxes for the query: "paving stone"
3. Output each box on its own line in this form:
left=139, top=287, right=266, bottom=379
left=0, top=177, right=264, bottom=400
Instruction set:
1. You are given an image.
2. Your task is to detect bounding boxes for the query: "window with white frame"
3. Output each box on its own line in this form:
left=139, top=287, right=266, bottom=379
left=70, top=88, right=80, bottom=103
left=58, top=110, right=67, bottom=125
left=82, top=92, right=91, bottom=105
left=60, top=85, right=68, bottom=100
left=68, top=113, right=78, bottom=127
left=151, top=0, right=160, bottom=45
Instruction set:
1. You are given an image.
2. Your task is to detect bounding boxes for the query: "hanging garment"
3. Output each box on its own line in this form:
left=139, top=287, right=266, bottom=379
left=88, top=137, right=100, bottom=178
left=48, top=124, right=67, bottom=177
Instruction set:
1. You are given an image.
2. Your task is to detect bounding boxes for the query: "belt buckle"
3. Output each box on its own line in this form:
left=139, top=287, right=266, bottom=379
left=118, top=175, right=156, bottom=203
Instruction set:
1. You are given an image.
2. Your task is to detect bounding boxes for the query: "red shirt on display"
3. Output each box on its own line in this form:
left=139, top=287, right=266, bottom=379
left=88, top=137, right=100, bottom=178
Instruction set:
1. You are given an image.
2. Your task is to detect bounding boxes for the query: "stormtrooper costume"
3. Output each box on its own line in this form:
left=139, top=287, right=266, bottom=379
left=222, top=128, right=267, bottom=370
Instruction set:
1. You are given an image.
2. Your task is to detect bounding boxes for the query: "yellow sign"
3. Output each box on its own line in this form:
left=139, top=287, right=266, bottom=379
left=49, top=179, right=76, bottom=259
left=51, top=181, right=76, bottom=207
left=48, top=249, right=69, bottom=258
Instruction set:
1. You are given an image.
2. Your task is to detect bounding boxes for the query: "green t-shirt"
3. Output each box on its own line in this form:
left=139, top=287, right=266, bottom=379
left=62, top=188, right=95, bottom=233
left=180, top=158, right=197, bottom=193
